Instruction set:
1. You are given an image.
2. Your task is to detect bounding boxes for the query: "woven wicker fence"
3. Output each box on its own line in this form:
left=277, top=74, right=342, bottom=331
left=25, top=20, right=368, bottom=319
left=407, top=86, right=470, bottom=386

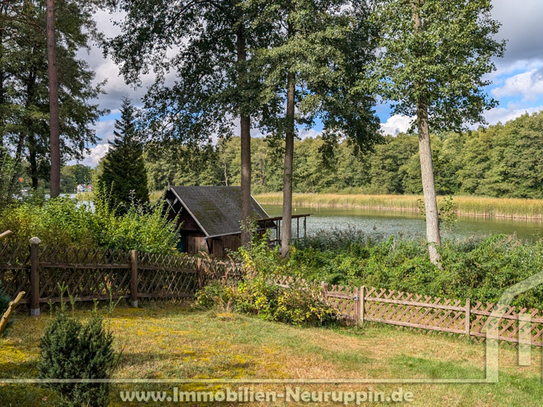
left=0, top=241, right=242, bottom=315
left=272, top=275, right=543, bottom=347
left=3, top=239, right=541, bottom=346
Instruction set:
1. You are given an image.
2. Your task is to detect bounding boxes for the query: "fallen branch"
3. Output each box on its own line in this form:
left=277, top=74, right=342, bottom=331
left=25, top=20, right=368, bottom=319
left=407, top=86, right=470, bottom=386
left=0, top=230, right=12, bottom=240
left=0, top=291, right=25, bottom=335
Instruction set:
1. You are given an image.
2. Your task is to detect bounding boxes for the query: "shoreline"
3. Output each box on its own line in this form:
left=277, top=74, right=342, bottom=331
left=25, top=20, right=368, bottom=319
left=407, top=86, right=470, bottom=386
left=255, top=193, right=543, bottom=222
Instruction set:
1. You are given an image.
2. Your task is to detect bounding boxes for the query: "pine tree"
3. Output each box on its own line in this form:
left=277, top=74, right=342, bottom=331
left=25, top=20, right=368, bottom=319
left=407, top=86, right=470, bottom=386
left=97, top=97, right=149, bottom=213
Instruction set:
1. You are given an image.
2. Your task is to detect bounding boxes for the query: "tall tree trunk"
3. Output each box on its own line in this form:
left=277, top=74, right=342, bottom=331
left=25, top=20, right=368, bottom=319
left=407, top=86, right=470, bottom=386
left=9, top=134, right=25, bottom=193
left=47, top=0, right=60, bottom=198
left=281, top=69, right=295, bottom=257
left=0, top=4, right=5, bottom=152
left=223, top=159, right=229, bottom=187
left=412, top=0, right=441, bottom=265
left=28, top=134, right=39, bottom=189
left=237, top=25, right=252, bottom=246
left=0, top=65, right=4, bottom=200
left=417, top=98, right=441, bottom=264
left=25, top=66, right=38, bottom=189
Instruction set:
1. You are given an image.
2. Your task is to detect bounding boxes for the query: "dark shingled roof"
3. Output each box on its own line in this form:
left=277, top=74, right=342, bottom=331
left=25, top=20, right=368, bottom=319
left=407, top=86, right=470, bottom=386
left=169, top=186, right=270, bottom=237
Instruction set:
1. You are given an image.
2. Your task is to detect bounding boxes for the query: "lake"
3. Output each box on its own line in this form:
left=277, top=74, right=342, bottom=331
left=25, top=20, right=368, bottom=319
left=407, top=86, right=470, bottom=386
left=261, top=204, right=543, bottom=242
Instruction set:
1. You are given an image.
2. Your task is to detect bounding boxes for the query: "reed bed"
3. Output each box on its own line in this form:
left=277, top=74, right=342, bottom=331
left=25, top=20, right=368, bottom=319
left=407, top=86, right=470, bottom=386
left=255, top=193, right=543, bottom=220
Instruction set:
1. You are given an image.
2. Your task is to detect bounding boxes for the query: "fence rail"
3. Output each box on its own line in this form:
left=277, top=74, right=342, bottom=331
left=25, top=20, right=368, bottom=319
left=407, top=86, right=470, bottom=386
left=272, top=276, right=543, bottom=347
left=3, top=239, right=543, bottom=347
left=0, top=240, right=242, bottom=315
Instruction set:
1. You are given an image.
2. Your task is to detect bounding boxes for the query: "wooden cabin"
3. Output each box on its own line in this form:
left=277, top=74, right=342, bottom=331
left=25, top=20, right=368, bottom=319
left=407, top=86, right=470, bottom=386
left=164, top=186, right=276, bottom=257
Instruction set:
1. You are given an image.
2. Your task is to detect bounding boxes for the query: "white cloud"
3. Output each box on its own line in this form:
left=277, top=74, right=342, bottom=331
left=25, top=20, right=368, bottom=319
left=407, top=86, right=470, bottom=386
left=491, top=69, right=543, bottom=101
left=380, top=115, right=413, bottom=136
left=94, top=118, right=117, bottom=144
left=299, top=128, right=322, bottom=139
left=69, top=144, right=110, bottom=168
left=482, top=105, right=543, bottom=126
left=70, top=118, right=116, bottom=168
left=92, top=9, right=124, bottom=38
left=491, top=0, right=543, bottom=69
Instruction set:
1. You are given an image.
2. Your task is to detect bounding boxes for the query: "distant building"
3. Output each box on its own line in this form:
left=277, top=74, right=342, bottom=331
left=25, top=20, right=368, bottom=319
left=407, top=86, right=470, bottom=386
left=164, top=186, right=278, bottom=257
left=76, top=184, right=92, bottom=193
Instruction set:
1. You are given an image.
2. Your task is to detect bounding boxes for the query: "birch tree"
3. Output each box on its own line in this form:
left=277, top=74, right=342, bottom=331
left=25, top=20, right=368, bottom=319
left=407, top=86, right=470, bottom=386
left=369, top=0, right=505, bottom=264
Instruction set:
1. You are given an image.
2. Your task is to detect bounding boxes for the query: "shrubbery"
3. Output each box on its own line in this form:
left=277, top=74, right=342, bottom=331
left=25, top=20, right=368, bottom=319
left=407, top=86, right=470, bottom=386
left=195, top=278, right=336, bottom=326
left=37, top=309, right=117, bottom=407
left=288, top=231, right=543, bottom=309
left=0, top=196, right=179, bottom=254
left=195, top=232, right=336, bottom=326
left=197, top=227, right=543, bottom=312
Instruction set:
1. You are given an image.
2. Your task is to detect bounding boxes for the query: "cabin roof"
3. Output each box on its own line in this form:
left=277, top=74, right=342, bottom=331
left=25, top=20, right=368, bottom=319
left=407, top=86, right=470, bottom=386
left=168, top=186, right=270, bottom=237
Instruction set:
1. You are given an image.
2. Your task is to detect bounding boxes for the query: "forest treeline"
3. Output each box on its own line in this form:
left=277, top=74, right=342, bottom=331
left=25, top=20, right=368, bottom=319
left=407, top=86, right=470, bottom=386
left=143, top=110, right=543, bottom=199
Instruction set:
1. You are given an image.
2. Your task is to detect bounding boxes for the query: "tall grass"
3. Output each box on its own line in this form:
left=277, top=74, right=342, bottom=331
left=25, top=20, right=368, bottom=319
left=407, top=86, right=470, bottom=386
left=255, top=193, right=543, bottom=220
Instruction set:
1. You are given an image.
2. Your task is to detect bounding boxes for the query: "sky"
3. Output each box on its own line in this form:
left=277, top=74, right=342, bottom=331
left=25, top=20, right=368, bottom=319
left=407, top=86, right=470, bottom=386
left=74, top=0, right=543, bottom=167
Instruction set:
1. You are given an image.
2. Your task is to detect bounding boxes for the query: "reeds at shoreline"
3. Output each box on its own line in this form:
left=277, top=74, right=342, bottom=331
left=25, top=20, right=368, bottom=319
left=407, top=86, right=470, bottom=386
left=255, top=193, right=543, bottom=221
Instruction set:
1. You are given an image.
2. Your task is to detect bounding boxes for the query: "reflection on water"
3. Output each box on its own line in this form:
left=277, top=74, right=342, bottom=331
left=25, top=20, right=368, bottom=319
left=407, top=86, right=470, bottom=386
left=261, top=205, right=543, bottom=242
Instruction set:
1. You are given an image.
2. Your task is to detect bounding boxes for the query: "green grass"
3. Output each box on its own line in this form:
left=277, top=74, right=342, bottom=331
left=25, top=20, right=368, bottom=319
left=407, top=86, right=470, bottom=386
left=255, top=192, right=543, bottom=220
left=2, top=303, right=543, bottom=406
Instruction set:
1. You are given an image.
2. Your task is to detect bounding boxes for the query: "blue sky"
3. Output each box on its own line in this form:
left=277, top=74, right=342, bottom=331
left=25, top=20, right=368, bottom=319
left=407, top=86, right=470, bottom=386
left=75, top=0, right=543, bottom=167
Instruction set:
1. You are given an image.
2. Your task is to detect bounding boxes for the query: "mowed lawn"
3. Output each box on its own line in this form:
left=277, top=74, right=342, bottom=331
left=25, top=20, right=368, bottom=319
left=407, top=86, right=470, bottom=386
left=1, top=303, right=543, bottom=406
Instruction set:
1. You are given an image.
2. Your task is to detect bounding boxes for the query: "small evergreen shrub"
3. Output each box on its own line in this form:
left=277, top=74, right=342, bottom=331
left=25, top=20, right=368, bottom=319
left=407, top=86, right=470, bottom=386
left=37, top=310, right=117, bottom=407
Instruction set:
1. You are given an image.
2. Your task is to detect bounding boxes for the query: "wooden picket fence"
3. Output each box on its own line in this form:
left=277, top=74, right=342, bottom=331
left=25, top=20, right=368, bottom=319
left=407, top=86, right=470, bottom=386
left=272, top=276, right=543, bottom=347
left=0, top=241, right=242, bottom=315
left=3, top=239, right=543, bottom=346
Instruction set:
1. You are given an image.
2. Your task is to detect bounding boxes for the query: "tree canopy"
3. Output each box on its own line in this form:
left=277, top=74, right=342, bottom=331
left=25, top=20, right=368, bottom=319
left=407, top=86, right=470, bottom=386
left=0, top=0, right=106, bottom=197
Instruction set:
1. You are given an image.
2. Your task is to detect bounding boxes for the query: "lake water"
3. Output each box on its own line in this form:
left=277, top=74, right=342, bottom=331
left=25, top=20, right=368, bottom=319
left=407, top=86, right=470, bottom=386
left=60, top=193, right=543, bottom=241
left=261, top=205, right=543, bottom=242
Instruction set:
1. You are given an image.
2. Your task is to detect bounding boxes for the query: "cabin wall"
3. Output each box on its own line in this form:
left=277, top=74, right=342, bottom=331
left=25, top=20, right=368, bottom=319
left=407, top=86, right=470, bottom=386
left=209, top=235, right=241, bottom=258
left=185, top=232, right=207, bottom=255
left=183, top=233, right=241, bottom=257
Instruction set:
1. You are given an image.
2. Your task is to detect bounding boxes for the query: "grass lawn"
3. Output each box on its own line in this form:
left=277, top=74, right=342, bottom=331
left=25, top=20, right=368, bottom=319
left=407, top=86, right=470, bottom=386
left=1, top=303, right=543, bottom=406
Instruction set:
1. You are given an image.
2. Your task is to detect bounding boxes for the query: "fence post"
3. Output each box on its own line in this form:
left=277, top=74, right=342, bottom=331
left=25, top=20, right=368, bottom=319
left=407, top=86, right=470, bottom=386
left=360, top=286, right=366, bottom=323
left=354, top=287, right=360, bottom=325
left=321, top=282, right=328, bottom=301
left=197, top=258, right=203, bottom=290
left=29, top=237, right=41, bottom=316
left=465, top=298, right=471, bottom=337
left=130, top=250, right=138, bottom=308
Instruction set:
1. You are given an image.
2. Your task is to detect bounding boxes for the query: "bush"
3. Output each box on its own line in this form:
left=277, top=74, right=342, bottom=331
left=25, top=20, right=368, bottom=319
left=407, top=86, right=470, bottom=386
left=0, top=197, right=179, bottom=254
left=37, top=310, right=117, bottom=407
left=286, top=231, right=543, bottom=309
left=195, top=231, right=337, bottom=326
left=196, top=278, right=335, bottom=326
